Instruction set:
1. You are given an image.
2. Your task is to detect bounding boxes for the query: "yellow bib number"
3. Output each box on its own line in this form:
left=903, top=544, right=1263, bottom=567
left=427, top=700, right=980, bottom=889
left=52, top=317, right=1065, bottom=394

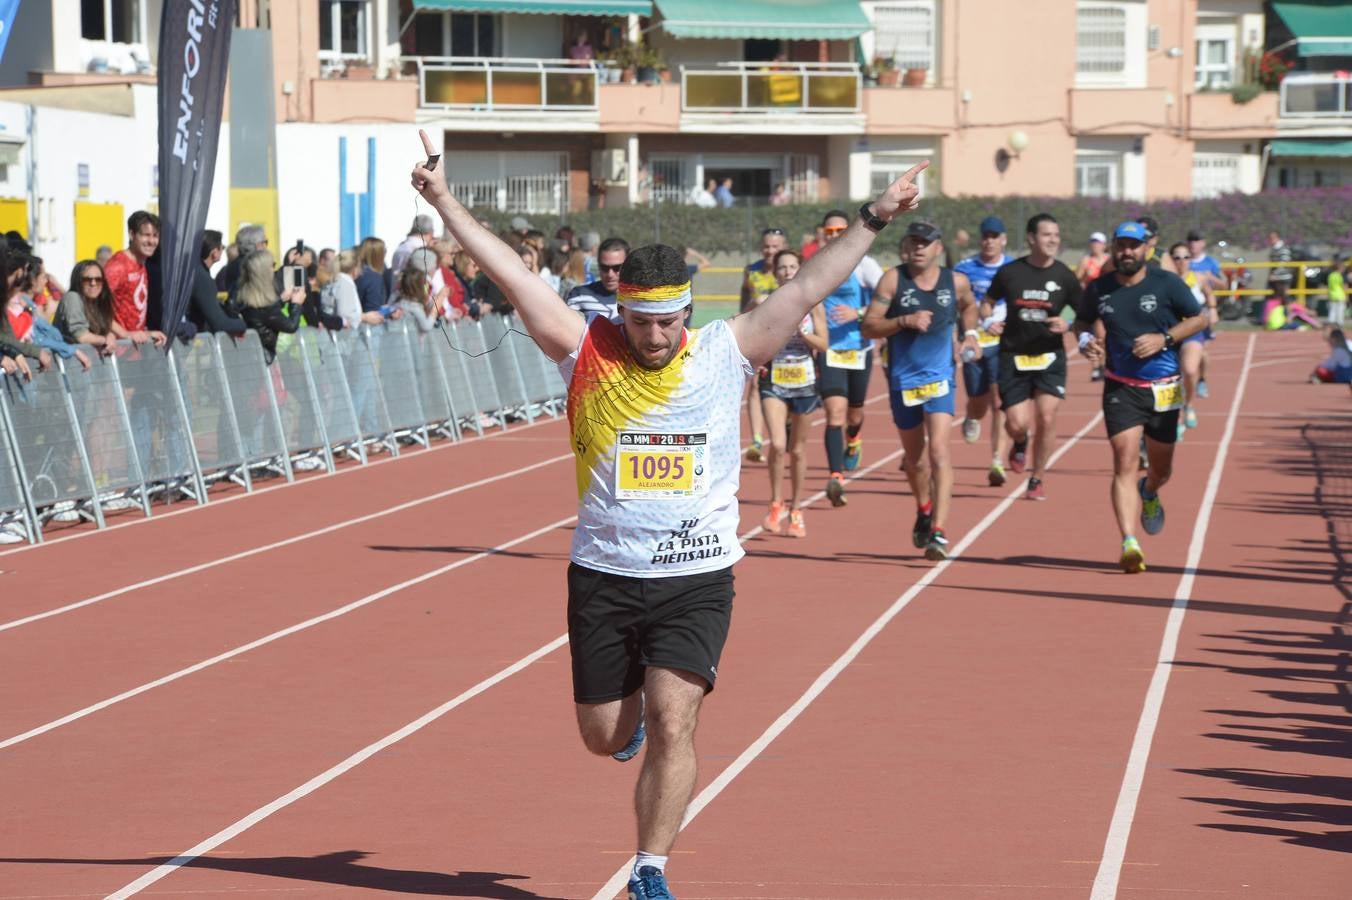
left=1151, top=379, right=1183, bottom=413
left=825, top=348, right=866, bottom=371
left=901, top=379, right=950, bottom=407
left=771, top=358, right=814, bottom=388
left=1014, top=352, right=1055, bottom=372
left=615, top=432, right=707, bottom=501
left=977, top=330, right=1001, bottom=349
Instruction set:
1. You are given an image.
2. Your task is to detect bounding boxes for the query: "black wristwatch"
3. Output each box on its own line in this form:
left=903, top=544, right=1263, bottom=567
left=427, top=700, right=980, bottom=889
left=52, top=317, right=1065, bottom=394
left=1162, top=332, right=1176, bottom=351
left=858, top=202, right=887, bottom=234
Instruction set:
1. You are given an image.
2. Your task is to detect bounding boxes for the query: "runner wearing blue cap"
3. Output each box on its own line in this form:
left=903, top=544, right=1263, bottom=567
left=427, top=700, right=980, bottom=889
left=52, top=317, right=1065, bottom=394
left=863, top=220, right=980, bottom=560
left=983, top=213, right=1082, bottom=500
left=1075, top=221, right=1208, bottom=573
left=954, top=215, right=1015, bottom=485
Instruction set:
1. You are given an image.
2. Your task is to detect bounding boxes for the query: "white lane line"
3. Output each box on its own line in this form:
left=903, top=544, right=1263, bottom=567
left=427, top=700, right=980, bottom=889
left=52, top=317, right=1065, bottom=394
left=0, top=516, right=578, bottom=751
left=103, top=631, right=572, bottom=900
left=103, top=444, right=906, bottom=898
left=1088, top=333, right=1256, bottom=900
left=0, top=453, right=572, bottom=634
left=591, top=410, right=1106, bottom=900
left=0, top=412, right=570, bottom=558
left=2, top=394, right=898, bottom=748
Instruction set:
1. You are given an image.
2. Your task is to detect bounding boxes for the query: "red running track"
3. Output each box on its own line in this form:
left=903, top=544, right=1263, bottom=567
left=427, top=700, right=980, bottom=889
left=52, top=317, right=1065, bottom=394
left=0, top=331, right=1345, bottom=899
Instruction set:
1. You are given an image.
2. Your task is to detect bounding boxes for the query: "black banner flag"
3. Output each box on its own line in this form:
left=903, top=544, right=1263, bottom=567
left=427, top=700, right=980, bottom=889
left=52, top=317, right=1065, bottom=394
left=157, top=0, right=235, bottom=335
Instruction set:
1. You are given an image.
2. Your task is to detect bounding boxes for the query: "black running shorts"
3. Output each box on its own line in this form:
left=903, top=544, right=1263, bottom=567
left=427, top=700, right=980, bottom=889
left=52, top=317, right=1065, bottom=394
left=567, top=562, right=734, bottom=704
left=816, top=348, right=873, bottom=405
left=997, top=350, right=1067, bottom=409
left=1102, top=378, right=1180, bottom=444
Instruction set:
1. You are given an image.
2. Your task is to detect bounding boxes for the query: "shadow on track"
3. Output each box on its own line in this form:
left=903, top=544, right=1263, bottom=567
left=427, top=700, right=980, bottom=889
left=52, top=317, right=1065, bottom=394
left=0, top=850, right=568, bottom=898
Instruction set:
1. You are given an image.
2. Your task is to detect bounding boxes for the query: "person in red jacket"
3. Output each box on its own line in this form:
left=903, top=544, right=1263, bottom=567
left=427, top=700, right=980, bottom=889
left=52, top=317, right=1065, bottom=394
left=102, top=210, right=165, bottom=345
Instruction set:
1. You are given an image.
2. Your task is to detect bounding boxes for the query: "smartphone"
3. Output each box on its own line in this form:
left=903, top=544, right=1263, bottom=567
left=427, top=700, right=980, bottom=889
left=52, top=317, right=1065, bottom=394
left=426, top=154, right=440, bottom=171
left=283, top=265, right=305, bottom=292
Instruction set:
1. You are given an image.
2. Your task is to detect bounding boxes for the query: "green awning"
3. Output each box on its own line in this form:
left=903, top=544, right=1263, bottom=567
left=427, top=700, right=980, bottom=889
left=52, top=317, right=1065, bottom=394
left=411, top=0, right=652, bottom=15
left=1269, top=139, right=1352, bottom=158
left=655, top=0, right=871, bottom=40
left=1272, top=2, right=1352, bottom=56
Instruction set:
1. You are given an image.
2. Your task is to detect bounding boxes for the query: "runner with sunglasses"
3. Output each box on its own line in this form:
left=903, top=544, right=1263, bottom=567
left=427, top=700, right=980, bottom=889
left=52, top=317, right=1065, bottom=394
left=739, top=227, right=788, bottom=462
left=818, top=209, right=885, bottom=506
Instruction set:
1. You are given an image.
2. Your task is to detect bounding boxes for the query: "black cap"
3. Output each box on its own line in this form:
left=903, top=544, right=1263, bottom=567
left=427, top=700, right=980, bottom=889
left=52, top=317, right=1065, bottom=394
left=1185, top=229, right=1203, bottom=242
left=904, top=220, right=943, bottom=242
left=1135, top=215, right=1159, bottom=239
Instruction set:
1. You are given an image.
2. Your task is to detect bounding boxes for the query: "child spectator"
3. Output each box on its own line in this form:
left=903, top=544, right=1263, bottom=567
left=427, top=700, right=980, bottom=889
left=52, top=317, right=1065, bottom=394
left=1310, top=328, right=1352, bottom=384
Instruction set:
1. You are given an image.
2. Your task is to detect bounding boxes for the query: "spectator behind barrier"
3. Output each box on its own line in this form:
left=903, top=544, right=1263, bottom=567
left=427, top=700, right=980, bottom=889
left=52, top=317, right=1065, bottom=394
left=57, top=260, right=148, bottom=351
left=557, top=249, right=588, bottom=299
left=396, top=266, right=438, bottom=334
left=355, top=237, right=392, bottom=313
left=217, top=223, right=266, bottom=293
left=433, top=241, right=466, bottom=320
left=391, top=214, right=436, bottom=275
left=450, top=250, right=480, bottom=319
left=188, top=230, right=247, bottom=336
left=565, top=236, right=628, bottom=318
left=95, top=245, right=113, bottom=267
left=104, top=210, right=162, bottom=336
left=319, top=249, right=384, bottom=330
left=237, top=249, right=302, bottom=363
left=5, top=246, right=89, bottom=370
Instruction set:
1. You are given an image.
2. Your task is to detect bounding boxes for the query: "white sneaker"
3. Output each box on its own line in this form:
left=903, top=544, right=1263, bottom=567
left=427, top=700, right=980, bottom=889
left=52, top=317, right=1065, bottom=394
left=0, top=523, right=26, bottom=543
left=101, top=495, right=141, bottom=512
left=962, top=417, right=981, bottom=444
left=51, top=500, right=80, bottom=523
left=292, top=456, right=325, bottom=472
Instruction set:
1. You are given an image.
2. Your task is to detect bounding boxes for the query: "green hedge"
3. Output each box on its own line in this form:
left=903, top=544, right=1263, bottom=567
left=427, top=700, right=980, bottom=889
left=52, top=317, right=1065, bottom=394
left=473, top=186, right=1352, bottom=257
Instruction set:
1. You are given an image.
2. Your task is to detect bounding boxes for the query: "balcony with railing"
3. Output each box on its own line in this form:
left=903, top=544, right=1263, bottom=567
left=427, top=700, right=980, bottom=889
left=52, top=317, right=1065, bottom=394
left=1280, top=72, right=1352, bottom=119
left=677, top=62, right=864, bottom=132
left=409, top=57, right=603, bottom=123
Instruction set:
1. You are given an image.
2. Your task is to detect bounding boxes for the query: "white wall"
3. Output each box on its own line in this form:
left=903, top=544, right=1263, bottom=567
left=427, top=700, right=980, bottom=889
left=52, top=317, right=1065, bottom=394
left=275, top=122, right=434, bottom=253
left=0, top=85, right=232, bottom=279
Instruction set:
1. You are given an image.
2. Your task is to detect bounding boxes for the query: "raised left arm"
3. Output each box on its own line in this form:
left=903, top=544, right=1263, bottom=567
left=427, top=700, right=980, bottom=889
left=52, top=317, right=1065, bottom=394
left=731, top=162, right=927, bottom=367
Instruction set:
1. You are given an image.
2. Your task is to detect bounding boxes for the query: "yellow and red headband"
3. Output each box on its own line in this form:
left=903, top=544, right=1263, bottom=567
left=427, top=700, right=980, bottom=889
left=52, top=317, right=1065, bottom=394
left=617, top=280, right=693, bottom=315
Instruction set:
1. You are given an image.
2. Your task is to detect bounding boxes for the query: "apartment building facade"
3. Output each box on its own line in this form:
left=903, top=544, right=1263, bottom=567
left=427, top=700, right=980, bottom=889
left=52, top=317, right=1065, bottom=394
left=0, top=0, right=1349, bottom=276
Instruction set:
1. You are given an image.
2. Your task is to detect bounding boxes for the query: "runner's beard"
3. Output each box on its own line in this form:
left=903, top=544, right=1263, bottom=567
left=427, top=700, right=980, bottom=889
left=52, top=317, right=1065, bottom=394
left=1115, top=254, right=1144, bottom=277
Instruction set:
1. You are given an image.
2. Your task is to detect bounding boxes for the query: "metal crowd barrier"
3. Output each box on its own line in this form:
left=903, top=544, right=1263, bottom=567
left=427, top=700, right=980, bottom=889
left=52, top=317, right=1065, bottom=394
left=0, top=316, right=565, bottom=545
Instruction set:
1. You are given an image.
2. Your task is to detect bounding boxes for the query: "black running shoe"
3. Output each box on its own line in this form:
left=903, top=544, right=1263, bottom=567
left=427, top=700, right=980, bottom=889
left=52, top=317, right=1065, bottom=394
left=912, top=510, right=933, bottom=549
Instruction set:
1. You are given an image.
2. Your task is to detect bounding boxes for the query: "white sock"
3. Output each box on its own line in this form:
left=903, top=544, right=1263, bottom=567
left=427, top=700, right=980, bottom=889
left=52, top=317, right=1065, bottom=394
left=634, top=852, right=668, bottom=876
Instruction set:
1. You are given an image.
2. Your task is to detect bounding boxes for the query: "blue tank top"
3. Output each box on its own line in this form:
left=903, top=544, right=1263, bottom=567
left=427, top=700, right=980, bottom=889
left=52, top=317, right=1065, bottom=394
left=885, top=266, right=958, bottom=391
left=824, top=272, right=868, bottom=351
left=953, top=253, right=1011, bottom=302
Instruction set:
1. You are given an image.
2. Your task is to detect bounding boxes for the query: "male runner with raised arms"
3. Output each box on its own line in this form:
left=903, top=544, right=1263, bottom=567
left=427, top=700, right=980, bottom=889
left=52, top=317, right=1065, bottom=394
left=1075, top=221, right=1207, bottom=573
left=412, top=130, right=926, bottom=899
left=862, top=220, right=979, bottom=560
left=817, top=209, right=885, bottom=503
left=984, top=213, right=1082, bottom=500
left=739, top=227, right=787, bottom=462
left=954, top=215, right=1014, bottom=486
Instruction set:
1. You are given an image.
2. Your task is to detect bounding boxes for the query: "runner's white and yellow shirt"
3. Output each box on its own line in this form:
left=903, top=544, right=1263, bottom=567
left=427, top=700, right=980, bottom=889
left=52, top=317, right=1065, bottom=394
left=561, top=314, right=753, bottom=577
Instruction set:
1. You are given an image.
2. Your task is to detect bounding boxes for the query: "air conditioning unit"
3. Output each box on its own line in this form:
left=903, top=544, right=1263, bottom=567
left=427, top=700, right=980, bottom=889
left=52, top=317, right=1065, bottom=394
left=591, top=148, right=628, bottom=185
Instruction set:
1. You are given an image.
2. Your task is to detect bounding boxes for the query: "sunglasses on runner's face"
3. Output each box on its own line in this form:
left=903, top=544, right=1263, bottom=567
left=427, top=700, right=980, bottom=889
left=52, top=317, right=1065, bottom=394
left=1171, top=255, right=1189, bottom=262
left=822, top=225, right=847, bottom=236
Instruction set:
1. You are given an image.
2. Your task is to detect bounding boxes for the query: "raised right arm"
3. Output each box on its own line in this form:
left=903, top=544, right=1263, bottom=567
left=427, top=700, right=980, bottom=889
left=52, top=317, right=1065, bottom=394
left=410, top=130, right=584, bottom=362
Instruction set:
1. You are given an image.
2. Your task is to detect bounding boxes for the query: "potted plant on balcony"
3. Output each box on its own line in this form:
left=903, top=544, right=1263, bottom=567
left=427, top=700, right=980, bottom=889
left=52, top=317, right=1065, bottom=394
left=902, top=63, right=927, bottom=87
left=612, top=42, right=640, bottom=84
left=638, top=47, right=665, bottom=85
left=872, top=56, right=900, bottom=88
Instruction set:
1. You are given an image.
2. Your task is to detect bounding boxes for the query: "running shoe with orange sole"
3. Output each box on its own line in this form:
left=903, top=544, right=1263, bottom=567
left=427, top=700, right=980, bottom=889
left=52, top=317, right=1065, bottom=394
left=787, top=509, right=806, bottom=538
left=763, top=500, right=785, bottom=534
